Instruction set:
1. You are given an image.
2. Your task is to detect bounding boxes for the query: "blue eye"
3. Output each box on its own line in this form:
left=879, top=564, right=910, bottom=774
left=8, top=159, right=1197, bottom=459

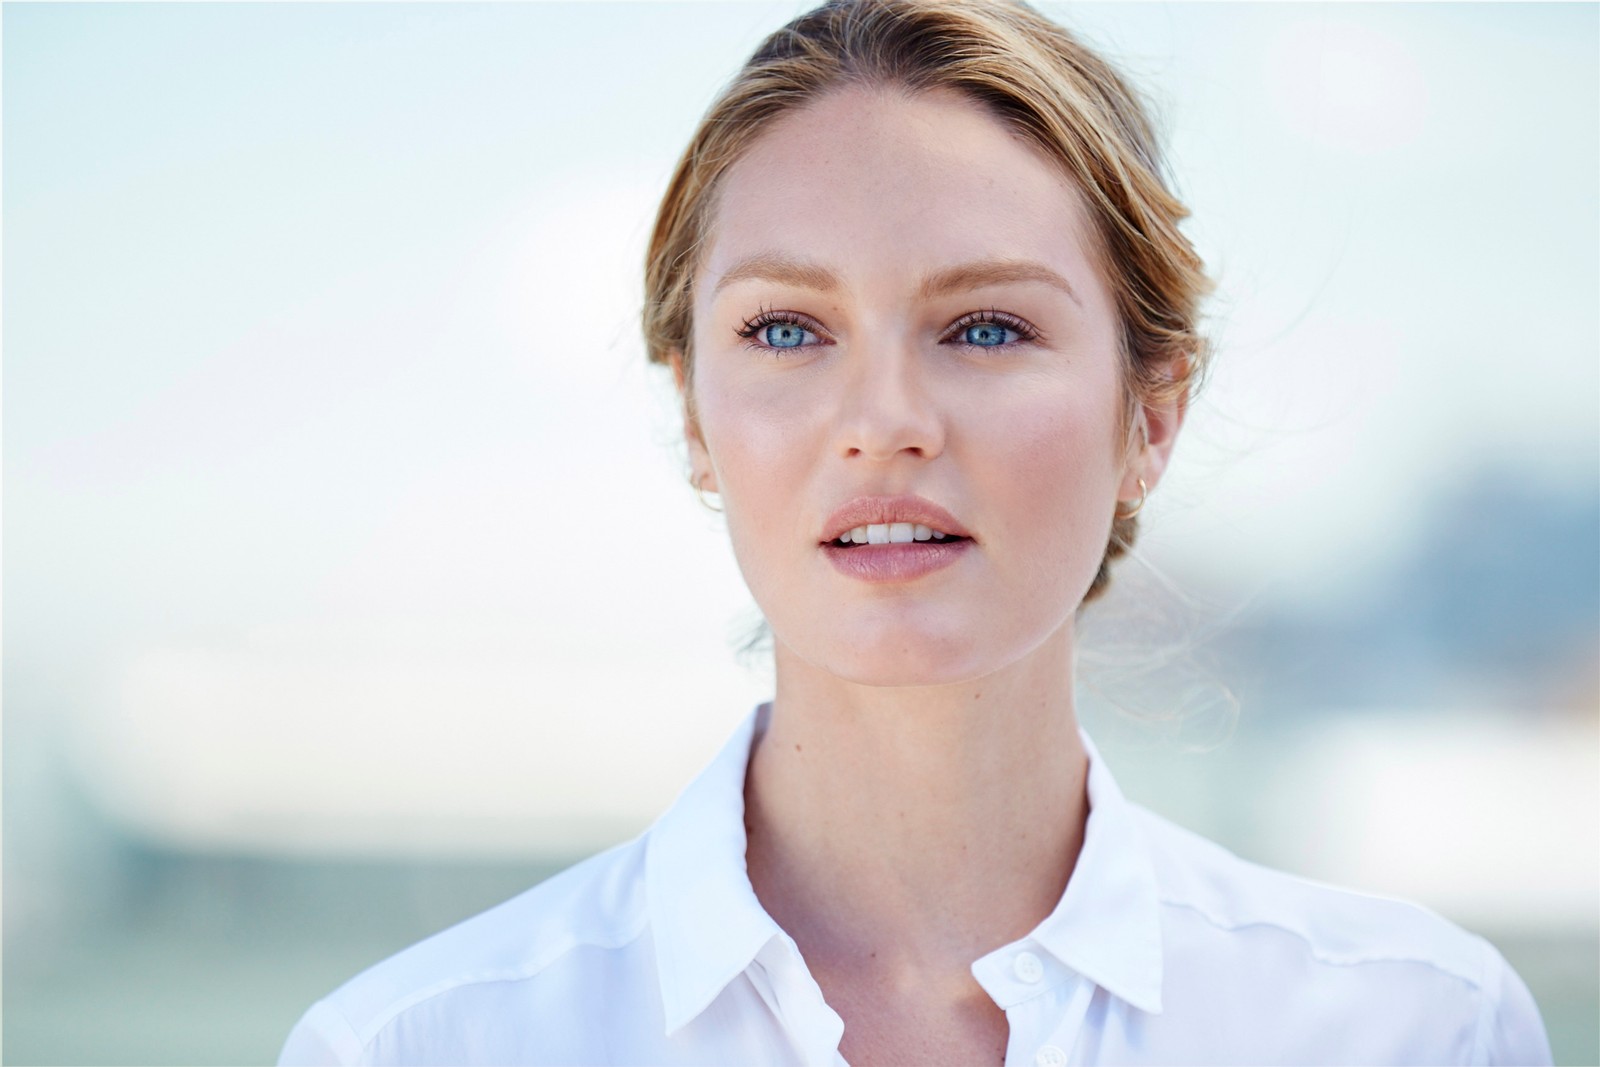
left=764, top=322, right=810, bottom=349
left=963, top=322, right=1016, bottom=347
left=735, top=308, right=824, bottom=356
left=950, top=309, right=1039, bottom=352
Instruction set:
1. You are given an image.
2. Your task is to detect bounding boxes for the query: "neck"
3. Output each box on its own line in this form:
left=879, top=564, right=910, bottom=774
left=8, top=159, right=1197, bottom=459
left=742, top=623, right=1090, bottom=995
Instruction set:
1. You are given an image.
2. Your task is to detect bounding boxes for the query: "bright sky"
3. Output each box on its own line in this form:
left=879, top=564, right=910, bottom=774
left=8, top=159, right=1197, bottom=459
left=6, top=2, right=1597, bottom=854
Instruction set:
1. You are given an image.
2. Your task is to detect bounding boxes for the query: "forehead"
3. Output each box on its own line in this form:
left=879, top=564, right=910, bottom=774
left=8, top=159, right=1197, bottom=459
left=699, top=84, right=1108, bottom=307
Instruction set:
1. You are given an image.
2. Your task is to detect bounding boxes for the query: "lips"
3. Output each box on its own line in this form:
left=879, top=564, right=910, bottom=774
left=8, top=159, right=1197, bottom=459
left=819, top=494, right=973, bottom=544
left=820, top=533, right=975, bottom=582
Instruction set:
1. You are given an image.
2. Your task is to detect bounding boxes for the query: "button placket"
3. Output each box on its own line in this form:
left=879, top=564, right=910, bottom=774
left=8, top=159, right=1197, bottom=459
left=1012, top=950, right=1045, bottom=984
left=973, top=942, right=1084, bottom=1067
left=1028, top=975, right=1097, bottom=1067
left=1033, top=1046, right=1069, bottom=1067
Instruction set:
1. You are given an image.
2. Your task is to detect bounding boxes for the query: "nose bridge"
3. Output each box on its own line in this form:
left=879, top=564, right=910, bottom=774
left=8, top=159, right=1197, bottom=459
left=836, top=324, right=944, bottom=461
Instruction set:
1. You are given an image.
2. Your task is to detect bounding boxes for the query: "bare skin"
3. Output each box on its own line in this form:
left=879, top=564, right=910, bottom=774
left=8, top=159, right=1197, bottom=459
left=744, top=691, right=1088, bottom=1066
left=672, top=83, right=1183, bottom=1064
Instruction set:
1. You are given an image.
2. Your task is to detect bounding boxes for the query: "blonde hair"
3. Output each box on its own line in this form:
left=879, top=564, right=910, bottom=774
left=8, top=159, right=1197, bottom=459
left=642, top=0, right=1213, bottom=604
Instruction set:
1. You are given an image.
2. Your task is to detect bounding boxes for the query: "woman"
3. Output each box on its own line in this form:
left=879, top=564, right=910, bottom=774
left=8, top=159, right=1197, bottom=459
left=280, top=1, right=1552, bottom=1063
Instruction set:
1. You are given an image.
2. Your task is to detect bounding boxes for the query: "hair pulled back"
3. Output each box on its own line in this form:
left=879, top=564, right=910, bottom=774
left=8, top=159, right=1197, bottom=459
left=643, top=0, right=1213, bottom=603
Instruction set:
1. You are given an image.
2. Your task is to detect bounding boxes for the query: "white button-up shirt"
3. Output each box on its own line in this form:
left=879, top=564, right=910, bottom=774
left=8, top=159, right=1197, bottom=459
left=279, top=700, right=1552, bottom=1065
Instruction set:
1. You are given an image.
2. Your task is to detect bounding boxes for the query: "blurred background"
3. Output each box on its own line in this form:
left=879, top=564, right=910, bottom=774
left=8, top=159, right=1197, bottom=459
left=4, top=2, right=1596, bottom=1063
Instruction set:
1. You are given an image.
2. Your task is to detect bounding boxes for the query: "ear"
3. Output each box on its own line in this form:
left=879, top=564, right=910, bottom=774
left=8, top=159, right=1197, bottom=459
left=668, top=350, right=717, bottom=493
left=1118, top=358, right=1189, bottom=504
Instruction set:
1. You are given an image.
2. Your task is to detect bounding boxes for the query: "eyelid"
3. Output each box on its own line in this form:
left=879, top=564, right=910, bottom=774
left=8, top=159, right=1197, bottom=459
left=735, top=305, right=829, bottom=340
left=943, top=308, right=1044, bottom=347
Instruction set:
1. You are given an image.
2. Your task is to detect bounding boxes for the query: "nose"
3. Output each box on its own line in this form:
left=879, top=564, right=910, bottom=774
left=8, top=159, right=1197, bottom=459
left=833, top=336, right=946, bottom=463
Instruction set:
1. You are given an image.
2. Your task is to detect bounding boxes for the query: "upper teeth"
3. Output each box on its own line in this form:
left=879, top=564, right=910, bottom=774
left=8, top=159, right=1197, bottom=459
left=837, top=522, right=956, bottom=544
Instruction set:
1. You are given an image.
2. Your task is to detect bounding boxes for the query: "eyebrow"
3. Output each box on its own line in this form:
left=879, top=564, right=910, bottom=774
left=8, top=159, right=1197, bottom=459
left=710, top=253, right=1082, bottom=306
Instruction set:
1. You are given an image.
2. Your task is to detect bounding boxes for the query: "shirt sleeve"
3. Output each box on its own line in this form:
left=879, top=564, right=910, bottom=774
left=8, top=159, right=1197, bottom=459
left=1474, top=943, right=1553, bottom=1066
left=278, top=998, right=366, bottom=1066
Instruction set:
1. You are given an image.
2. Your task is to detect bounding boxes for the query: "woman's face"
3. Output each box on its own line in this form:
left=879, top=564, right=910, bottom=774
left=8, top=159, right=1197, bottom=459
left=677, top=85, right=1179, bottom=686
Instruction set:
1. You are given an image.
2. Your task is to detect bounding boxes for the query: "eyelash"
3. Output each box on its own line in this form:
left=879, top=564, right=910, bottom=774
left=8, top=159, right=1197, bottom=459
left=733, top=305, right=1042, bottom=356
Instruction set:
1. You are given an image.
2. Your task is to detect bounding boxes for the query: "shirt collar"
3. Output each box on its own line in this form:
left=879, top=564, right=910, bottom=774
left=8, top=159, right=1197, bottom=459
left=1027, top=725, right=1166, bottom=1015
left=646, top=700, right=785, bottom=1036
left=646, top=701, right=1166, bottom=1036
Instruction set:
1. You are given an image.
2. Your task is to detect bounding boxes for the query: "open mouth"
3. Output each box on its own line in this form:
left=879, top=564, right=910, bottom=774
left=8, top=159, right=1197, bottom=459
left=825, top=534, right=973, bottom=548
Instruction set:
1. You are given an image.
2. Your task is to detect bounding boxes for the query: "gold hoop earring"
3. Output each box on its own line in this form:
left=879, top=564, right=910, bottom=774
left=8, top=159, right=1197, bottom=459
left=1115, top=477, right=1147, bottom=520
left=691, top=475, right=723, bottom=513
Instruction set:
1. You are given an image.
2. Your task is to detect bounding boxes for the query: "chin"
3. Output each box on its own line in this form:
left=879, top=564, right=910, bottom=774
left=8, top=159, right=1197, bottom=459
left=807, top=627, right=1003, bottom=688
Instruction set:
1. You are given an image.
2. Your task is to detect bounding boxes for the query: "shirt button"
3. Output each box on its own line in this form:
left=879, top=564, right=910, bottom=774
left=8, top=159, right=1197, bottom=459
left=1034, top=1046, right=1068, bottom=1067
left=1012, top=950, right=1044, bottom=983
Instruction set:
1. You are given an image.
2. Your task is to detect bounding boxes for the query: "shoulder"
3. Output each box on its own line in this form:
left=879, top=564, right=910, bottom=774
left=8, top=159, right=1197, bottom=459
left=1130, top=802, right=1483, bottom=975
left=1127, top=804, right=1552, bottom=1065
left=279, top=835, right=652, bottom=1066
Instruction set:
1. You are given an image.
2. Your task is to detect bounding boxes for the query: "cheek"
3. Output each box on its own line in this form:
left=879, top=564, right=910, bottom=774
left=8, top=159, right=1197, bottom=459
left=694, top=376, right=820, bottom=555
left=970, top=383, right=1123, bottom=577
left=698, top=377, right=811, bottom=482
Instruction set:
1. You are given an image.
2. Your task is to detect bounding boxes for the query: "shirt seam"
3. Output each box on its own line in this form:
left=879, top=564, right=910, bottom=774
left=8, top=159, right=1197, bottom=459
left=1157, top=895, right=1487, bottom=989
left=307, top=996, right=366, bottom=1065
left=353, top=911, right=653, bottom=1050
left=1468, top=937, right=1502, bottom=1065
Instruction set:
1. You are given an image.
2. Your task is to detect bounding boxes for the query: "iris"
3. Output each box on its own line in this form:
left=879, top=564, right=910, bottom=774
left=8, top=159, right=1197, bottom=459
left=964, top=322, right=1012, bottom=346
left=765, top=323, right=807, bottom=348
